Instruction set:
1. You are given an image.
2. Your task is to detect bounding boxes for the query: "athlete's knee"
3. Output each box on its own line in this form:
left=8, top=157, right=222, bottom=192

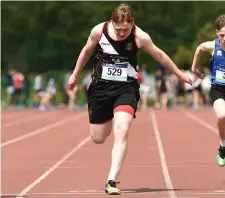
left=114, top=122, right=130, bottom=143
left=91, top=135, right=105, bottom=144
left=90, top=127, right=108, bottom=144
left=90, top=121, right=112, bottom=144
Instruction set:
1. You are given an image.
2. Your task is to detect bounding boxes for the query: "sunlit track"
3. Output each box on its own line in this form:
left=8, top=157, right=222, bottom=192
left=2, top=112, right=54, bottom=128
left=2, top=107, right=225, bottom=198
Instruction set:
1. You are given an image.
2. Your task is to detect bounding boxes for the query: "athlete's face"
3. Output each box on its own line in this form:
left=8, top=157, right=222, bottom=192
left=112, top=22, right=133, bottom=40
left=216, top=26, right=225, bottom=45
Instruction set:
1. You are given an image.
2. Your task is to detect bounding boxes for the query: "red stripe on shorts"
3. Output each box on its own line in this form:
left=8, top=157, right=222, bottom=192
left=114, top=105, right=135, bottom=117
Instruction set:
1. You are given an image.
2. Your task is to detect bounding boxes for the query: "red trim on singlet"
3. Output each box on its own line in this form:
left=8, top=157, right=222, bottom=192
left=113, top=105, right=135, bottom=117
left=137, top=72, right=142, bottom=84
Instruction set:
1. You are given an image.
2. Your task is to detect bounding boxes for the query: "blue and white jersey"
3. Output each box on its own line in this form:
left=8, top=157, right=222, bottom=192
left=210, top=38, right=225, bottom=86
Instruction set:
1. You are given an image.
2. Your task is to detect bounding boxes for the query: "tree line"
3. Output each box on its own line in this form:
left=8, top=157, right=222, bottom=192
left=2, top=1, right=225, bottom=73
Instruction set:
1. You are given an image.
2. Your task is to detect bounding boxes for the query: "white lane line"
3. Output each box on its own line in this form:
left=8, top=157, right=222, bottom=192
left=1, top=113, right=85, bottom=147
left=3, top=113, right=52, bottom=128
left=150, top=110, right=177, bottom=198
left=16, top=136, right=91, bottom=198
left=183, top=111, right=218, bottom=134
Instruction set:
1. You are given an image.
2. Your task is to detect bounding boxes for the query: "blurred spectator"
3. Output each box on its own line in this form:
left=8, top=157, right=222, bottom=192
left=5, top=68, right=15, bottom=105
left=201, top=68, right=211, bottom=105
left=82, top=70, right=92, bottom=105
left=23, top=73, right=31, bottom=106
left=166, top=72, right=178, bottom=108
left=138, top=64, right=151, bottom=109
left=192, top=74, right=204, bottom=109
left=155, top=67, right=168, bottom=110
left=13, top=70, right=24, bottom=106
left=184, top=69, right=194, bottom=107
left=39, top=73, right=56, bottom=111
left=33, top=72, right=45, bottom=107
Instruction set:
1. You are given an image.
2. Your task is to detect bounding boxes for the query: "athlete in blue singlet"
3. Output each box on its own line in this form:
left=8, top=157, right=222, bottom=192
left=191, top=14, right=225, bottom=167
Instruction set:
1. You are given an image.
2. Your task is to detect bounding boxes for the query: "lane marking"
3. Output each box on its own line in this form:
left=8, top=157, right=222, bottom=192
left=150, top=110, right=177, bottom=198
left=16, top=136, right=91, bottom=198
left=183, top=111, right=218, bottom=134
left=1, top=113, right=85, bottom=147
left=3, top=113, right=52, bottom=128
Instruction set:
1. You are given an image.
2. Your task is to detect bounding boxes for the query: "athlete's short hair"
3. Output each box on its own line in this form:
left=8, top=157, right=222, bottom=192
left=215, top=14, right=225, bottom=30
left=111, top=3, right=134, bottom=24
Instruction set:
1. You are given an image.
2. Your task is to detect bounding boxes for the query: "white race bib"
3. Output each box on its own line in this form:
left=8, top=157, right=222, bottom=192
left=101, top=62, right=128, bottom=81
left=215, top=70, right=225, bottom=83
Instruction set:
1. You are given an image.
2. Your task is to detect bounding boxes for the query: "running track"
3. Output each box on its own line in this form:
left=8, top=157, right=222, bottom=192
left=1, top=107, right=225, bottom=198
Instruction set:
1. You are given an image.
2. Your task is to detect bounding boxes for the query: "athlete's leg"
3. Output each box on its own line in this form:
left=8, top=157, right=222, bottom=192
left=213, top=99, right=225, bottom=139
left=213, top=98, right=225, bottom=166
left=90, top=120, right=112, bottom=144
left=107, top=105, right=134, bottom=181
left=213, top=99, right=225, bottom=142
left=105, top=106, right=134, bottom=195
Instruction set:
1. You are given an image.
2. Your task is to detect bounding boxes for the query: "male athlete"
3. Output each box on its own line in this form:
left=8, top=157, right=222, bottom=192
left=69, top=3, right=192, bottom=194
left=192, top=14, right=225, bottom=167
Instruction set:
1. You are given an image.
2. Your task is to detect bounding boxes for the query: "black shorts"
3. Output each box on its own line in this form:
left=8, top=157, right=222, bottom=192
left=87, top=80, right=140, bottom=124
left=210, top=85, right=225, bottom=104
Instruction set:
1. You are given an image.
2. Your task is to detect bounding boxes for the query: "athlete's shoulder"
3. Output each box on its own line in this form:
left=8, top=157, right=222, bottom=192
left=201, top=40, right=215, bottom=48
left=199, top=40, right=215, bottom=54
left=90, top=22, right=106, bottom=40
left=135, top=25, right=150, bottom=40
left=134, top=25, right=152, bottom=48
left=93, top=22, right=105, bottom=32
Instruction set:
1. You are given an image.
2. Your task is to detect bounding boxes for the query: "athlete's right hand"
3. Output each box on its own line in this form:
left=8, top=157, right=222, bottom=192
left=68, top=74, right=78, bottom=91
left=178, top=72, right=193, bottom=86
left=191, top=68, right=204, bottom=79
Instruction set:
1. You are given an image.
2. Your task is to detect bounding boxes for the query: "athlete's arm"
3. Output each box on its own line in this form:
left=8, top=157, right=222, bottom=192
left=136, top=29, right=185, bottom=80
left=72, top=23, right=103, bottom=78
left=191, top=41, right=214, bottom=78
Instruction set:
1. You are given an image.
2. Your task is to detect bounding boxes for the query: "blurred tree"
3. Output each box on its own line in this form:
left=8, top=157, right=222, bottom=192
left=1, top=1, right=225, bottom=73
left=173, top=21, right=216, bottom=69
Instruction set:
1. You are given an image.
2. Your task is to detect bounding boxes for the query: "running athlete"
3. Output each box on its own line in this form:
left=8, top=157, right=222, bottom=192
left=68, top=3, right=192, bottom=194
left=191, top=14, right=225, bottom=167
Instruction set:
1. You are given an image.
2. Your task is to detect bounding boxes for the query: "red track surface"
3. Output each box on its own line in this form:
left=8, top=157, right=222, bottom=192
left=1, top=107, right=225, bottom=198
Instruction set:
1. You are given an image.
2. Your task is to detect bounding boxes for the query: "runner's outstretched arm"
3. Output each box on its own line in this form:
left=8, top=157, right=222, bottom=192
left=139, top=31, right=192, bottom=85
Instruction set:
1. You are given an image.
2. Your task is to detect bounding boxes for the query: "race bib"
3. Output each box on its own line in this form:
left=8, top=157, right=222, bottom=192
left=101, top=62, right=128, bottom=81
left=215, top=70, right=225, bottom=83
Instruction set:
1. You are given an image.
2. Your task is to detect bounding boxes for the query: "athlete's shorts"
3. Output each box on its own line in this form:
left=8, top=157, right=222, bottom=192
left=210, top=85, right=225, bottom=104
left=87, top=80, right=140, bottom=124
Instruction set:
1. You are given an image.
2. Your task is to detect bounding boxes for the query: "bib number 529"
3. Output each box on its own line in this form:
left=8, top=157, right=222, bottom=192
left=107, top=68, right=122, bottom=76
